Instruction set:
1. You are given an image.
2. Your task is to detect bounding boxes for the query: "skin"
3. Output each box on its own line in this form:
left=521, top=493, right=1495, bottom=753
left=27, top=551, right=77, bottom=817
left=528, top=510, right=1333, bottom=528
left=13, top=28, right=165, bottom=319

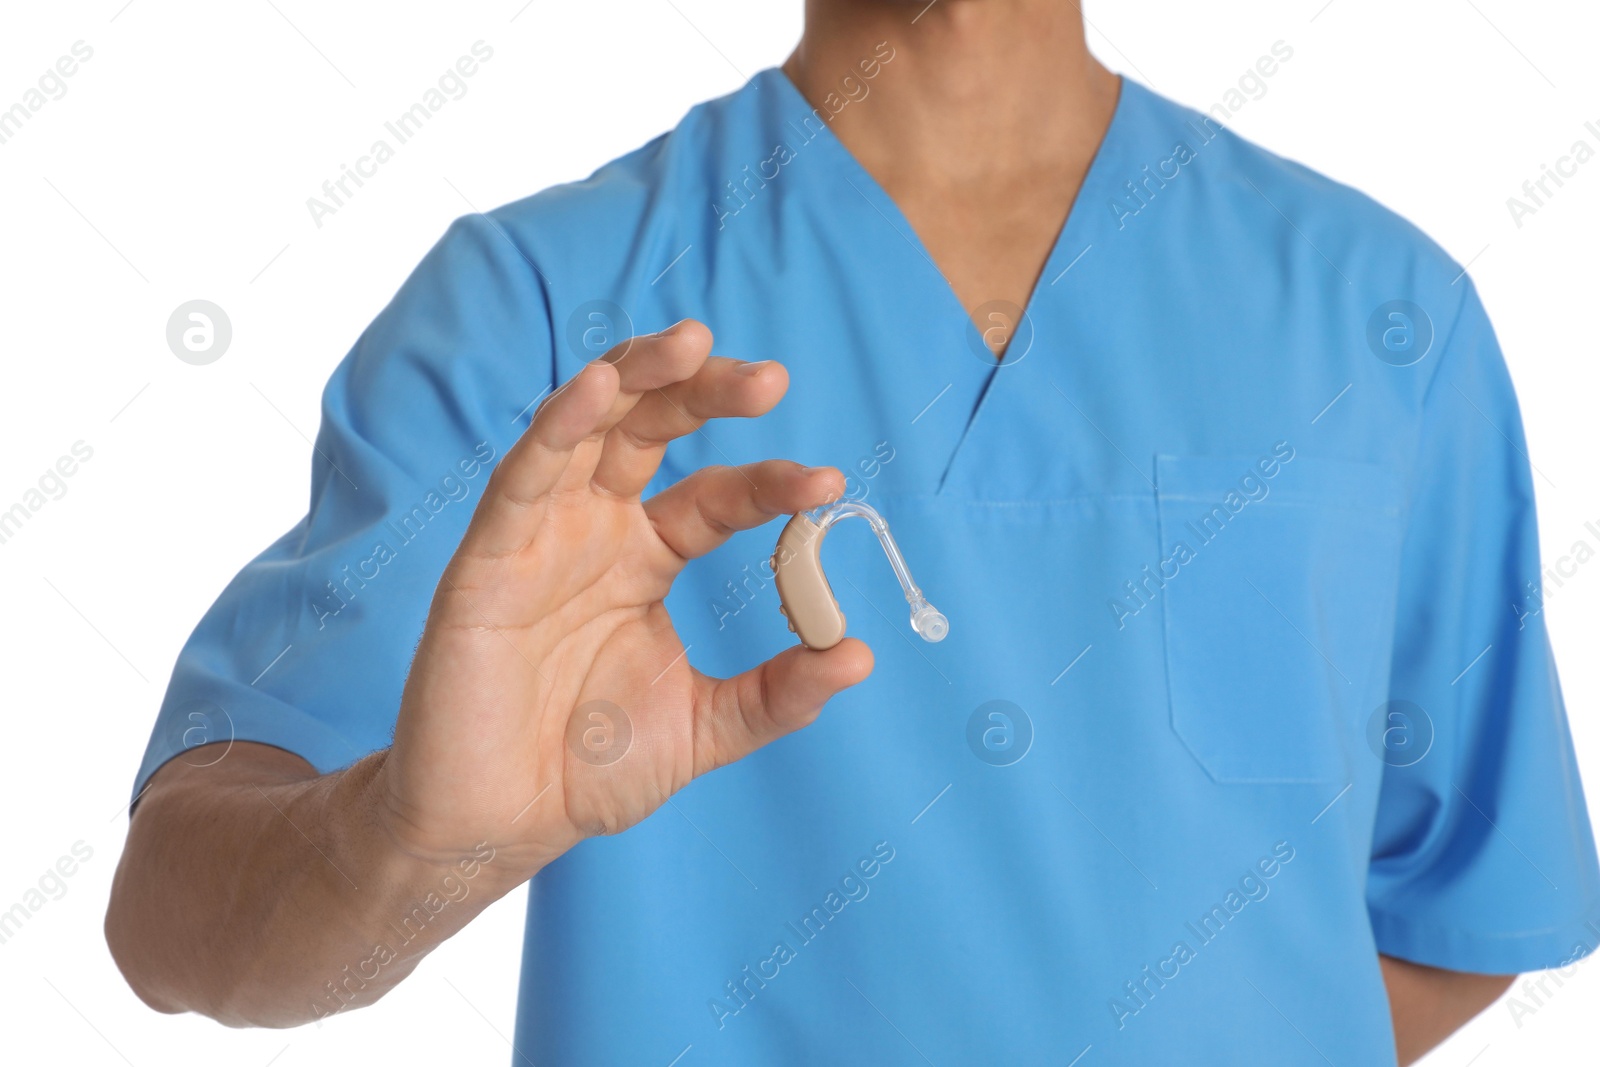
left=106, top=0, right=1516, bottom=1056
left=108, top=327, right=874, bottom=1025
left=786, top=0, right=1120, bottom=357
left=1380, top=956, right=1514, bottom=1066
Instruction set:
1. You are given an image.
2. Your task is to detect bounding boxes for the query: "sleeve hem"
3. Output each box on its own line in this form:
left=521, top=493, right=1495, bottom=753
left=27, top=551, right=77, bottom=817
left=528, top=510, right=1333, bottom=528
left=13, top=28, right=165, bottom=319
left=1370, top=905, right=1600, bottom=975
left=130, top=685, right=386, bottom=808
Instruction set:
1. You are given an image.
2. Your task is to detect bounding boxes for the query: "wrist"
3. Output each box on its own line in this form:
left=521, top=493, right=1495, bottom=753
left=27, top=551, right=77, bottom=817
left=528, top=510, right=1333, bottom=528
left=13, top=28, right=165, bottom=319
left=354, top=750, right=547, bottom=898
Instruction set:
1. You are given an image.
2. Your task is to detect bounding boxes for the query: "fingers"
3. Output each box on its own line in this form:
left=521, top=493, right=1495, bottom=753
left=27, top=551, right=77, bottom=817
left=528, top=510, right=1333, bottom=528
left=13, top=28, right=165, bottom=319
left=464, top=358, right=621, bottom=558
left=694, top=639, right=875, bottom=777
left=598, top=319, right=715, bottom=398
left=534, top=320, right=716, bottom=498
left=458, top=320, right=714, bottom=559
left=591, top=357, right=789, bottom=497
left=644, top=461, right=846, bottom=561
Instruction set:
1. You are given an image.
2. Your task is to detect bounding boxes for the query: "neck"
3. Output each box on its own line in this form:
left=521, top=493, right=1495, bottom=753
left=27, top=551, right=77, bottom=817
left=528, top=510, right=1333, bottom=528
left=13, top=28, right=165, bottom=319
left=784, top=0, right=1120, bottom=186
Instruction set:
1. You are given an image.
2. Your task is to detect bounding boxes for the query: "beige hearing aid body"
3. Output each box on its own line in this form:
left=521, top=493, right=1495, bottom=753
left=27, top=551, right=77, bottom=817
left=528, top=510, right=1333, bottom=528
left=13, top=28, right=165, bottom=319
left=771, top=500, right=948, bottom=651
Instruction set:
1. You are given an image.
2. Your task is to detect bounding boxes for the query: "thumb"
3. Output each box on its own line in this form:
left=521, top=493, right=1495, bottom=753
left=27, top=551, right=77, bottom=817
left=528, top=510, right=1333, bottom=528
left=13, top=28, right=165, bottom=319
left=694, top=638, right=874, bottom=776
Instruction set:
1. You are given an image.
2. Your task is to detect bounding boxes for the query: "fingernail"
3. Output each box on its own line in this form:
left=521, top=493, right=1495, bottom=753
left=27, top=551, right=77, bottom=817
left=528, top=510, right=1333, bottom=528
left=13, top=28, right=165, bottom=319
left=736, top=360, right=771, bottom=376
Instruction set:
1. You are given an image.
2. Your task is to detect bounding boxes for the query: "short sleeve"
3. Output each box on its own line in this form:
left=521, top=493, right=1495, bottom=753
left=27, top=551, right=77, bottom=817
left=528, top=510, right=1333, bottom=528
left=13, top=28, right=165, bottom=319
left=1366, top=279, right=1600, bottom=974
left=130, top=214, right=555, bottom=802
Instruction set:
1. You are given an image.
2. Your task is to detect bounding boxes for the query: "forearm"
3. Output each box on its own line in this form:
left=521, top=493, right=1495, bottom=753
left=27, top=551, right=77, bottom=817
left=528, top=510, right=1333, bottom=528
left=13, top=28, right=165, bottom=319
left=1380, top=953, right=1514, bottom=1066
left=106, top=744, right=521, bottom=1028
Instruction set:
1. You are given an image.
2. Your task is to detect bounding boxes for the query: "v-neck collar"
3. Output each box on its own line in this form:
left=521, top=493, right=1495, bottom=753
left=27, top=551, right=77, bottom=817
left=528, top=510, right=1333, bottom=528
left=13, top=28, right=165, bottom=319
left=762, top=65, right=1142, bottom=365
left=729, top=68, right=1159, bottom=496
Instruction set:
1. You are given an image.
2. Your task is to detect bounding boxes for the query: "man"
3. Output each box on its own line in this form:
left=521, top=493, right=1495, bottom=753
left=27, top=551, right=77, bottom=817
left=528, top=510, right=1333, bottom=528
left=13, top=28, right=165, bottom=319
left=106, top=2, right=1599, bottom=1064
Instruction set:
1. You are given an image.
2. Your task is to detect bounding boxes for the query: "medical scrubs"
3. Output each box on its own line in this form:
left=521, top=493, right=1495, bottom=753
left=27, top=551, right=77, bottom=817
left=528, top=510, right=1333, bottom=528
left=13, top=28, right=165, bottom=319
left=133, top=69, right=1600, bottom=1064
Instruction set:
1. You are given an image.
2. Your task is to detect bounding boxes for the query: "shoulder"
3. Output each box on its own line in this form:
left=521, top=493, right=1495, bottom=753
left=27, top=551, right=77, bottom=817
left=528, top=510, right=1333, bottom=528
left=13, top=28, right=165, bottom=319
left=402, top=73, right=790, bottom=313
left=1122, top=80, right=1469, bottom=312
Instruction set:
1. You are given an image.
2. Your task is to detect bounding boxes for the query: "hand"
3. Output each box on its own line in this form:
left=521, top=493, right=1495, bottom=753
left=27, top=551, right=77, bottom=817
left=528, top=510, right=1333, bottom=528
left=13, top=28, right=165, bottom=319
left=375, top=320, right=874, bottom=878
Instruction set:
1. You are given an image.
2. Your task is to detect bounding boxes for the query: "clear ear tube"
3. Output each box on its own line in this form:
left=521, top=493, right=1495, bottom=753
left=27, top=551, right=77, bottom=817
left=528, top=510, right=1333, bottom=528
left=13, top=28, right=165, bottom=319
left=809, top=500, right=949, bottom=642
left=771, top=498, right=948, bottom=650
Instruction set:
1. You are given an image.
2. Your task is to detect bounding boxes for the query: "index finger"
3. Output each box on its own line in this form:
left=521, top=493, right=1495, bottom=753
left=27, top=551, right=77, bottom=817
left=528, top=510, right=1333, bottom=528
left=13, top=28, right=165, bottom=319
left=644, top=461, right=846, bottom=562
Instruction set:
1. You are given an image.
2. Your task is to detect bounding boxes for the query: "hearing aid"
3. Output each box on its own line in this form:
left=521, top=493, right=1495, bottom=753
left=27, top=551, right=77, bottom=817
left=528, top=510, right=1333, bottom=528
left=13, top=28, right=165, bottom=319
left=771, top=499, right=948, bottom=651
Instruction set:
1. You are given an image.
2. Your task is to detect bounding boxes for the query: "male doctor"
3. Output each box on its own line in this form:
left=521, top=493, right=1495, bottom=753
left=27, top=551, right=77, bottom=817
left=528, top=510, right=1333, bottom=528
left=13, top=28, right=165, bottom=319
left=107, top=1, right=1599, bottom=1064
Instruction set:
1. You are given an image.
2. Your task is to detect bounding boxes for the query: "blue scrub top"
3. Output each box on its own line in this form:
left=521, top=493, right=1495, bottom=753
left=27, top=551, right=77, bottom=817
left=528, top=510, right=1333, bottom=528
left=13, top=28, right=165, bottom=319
left=134, top=70, right=1600, bottom=1064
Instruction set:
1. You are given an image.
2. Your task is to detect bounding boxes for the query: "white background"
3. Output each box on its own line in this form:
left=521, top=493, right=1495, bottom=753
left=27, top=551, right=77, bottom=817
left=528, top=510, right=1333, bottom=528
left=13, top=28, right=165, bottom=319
left=1, top=1, right=1596, bottom=1064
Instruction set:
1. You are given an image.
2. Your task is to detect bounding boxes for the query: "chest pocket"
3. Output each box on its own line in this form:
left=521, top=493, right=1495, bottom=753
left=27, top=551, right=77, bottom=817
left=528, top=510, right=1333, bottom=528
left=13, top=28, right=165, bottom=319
left=1155, top=454, right=1407, bottom=784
